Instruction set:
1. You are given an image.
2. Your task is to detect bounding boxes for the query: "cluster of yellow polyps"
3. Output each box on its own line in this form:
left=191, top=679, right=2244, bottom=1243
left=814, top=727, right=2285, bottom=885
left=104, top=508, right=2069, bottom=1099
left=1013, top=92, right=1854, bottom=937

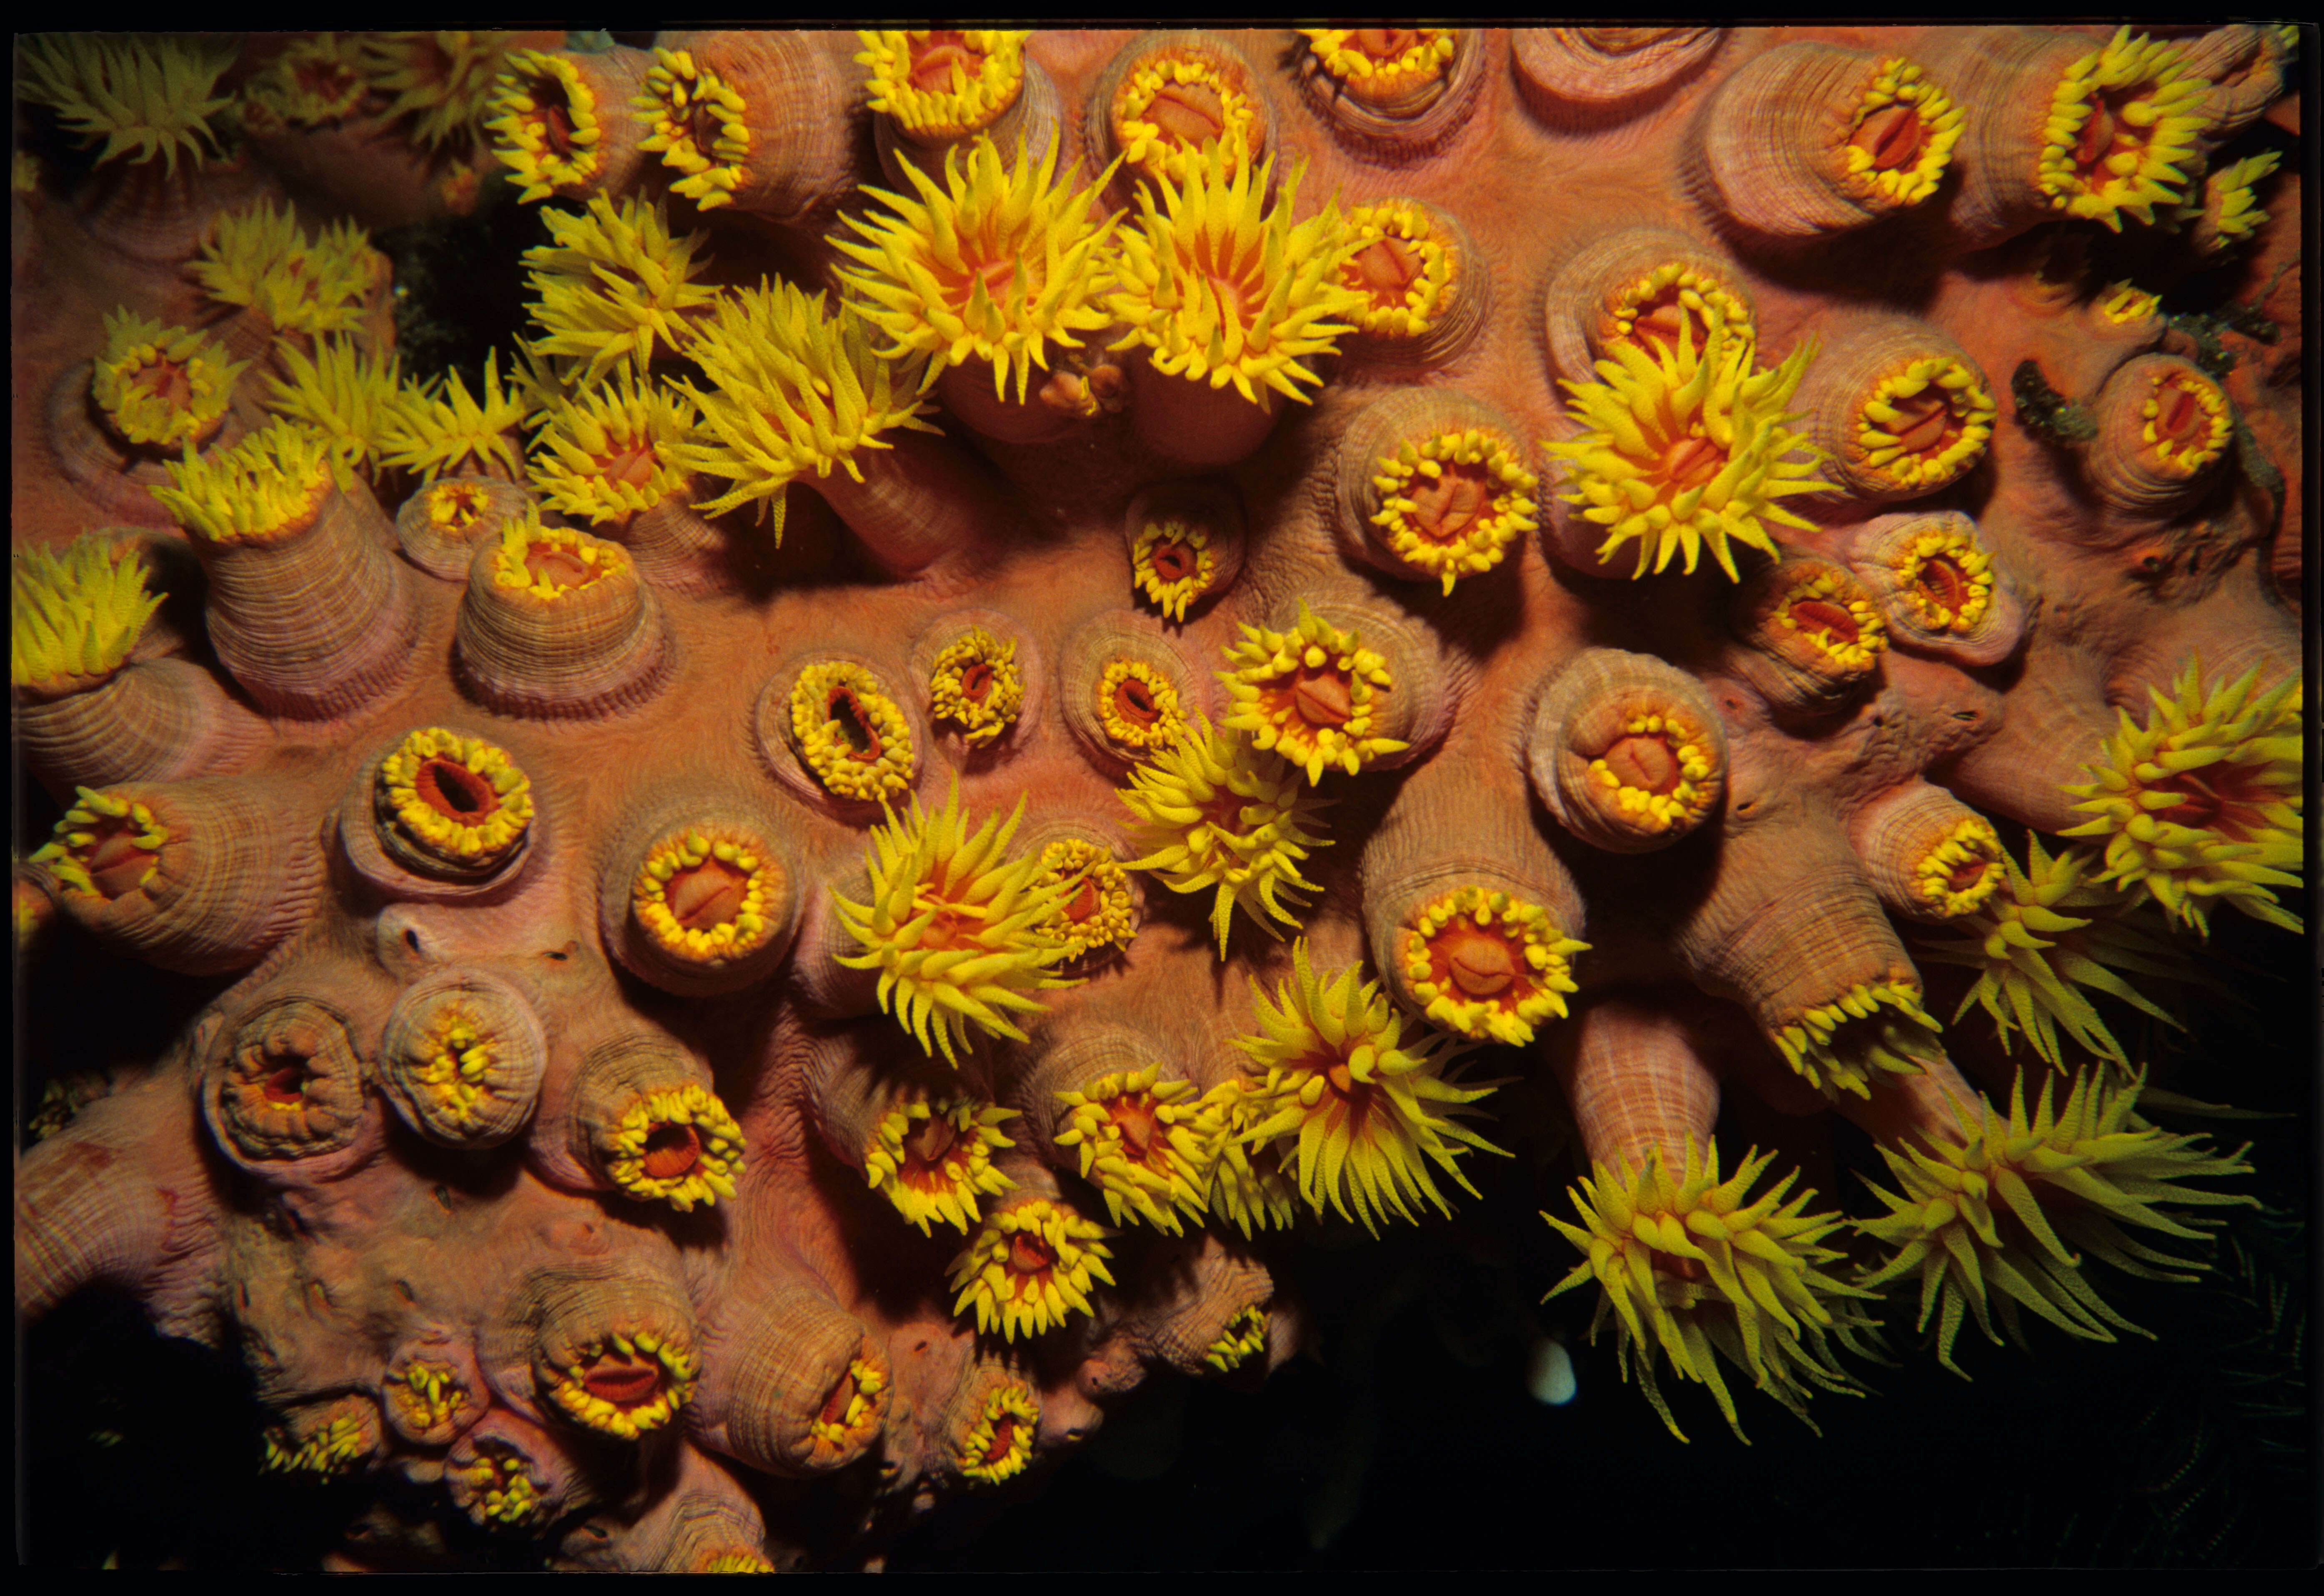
left=2037, top=28, right=2213, bottom=230
left=376, top=728, right=534, bottom=874
left=1400, top=886, right=1588, bottom=1047
left=862, top=1089, right=1019, bottom=1234
left=601, top=1083, right=745, bottom=1211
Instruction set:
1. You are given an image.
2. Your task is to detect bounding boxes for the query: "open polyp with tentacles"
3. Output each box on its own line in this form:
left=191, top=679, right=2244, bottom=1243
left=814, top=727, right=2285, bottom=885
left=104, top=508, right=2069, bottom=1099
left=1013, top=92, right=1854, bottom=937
left=10, top=24, right=2306, bottom=1570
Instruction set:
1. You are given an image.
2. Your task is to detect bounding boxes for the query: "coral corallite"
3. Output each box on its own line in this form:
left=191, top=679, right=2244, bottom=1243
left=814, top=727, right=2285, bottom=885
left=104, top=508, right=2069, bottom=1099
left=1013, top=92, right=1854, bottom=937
left=9, top=25, right=2306, bottom=1574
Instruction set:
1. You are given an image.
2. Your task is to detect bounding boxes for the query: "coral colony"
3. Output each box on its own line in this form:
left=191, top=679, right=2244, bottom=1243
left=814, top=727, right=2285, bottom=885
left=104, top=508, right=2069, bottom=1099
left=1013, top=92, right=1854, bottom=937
left=8, top=25, right=2306, bottom=1570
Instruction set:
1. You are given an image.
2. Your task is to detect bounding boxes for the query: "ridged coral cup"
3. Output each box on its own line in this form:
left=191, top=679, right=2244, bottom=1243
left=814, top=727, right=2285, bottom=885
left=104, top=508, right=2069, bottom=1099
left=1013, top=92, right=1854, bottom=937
left=1539, top=223, right=1759, bottom=389
left=645, top=32, right=866, bottom=221
left=695, top=1288, right=893, bottom=1476
left=1528, top=650, right=1728, bottom=854
left=454, top=514, right=671, bottom=718
left=544, top=1033, right=745, bottom=1214
left=1331, top=388, right=1541, bottom=595
left=1510, top=28, right=1725, bottom=128
left=1725, top=557, right=1891, bottom=719
left=378, top=968, right=551, bottom=1149
left=598, top=788, right=804, bottom=998
left=1292, top=27, right=1483, bottom=160
left=486, top=45, right=651, bottom=205
left=1088, top=32, right=1279, bottom=200
left=2078, top=354, right=2235, bottom=514
left=201, top=991, right=381, bottom=1178
left=1688, top=44, right=1965, bottom=247
left=1842, top=510, right=2024, bottom=668
left=1788, top=314, right=1997, bottom=504
left=859, top=29, right=1064, bottom=186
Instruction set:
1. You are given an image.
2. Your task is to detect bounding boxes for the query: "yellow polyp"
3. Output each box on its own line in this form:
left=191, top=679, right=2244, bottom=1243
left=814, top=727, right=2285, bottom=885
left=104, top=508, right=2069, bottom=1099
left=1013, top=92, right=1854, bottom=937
left=1336, top=200, right=1460, bottom=340
left=1891, top=526, right=1995, bottom=632
left=2061, top=656, right=2303, bottom=936
left=410, top=1003, right=501, bottom=1123
left=381, top=348, right=528, bottom=482
left=1107, top=146, right=1368, bottom=407
left=1204, top=1302, right=1270, bottom=1373
left=90, top=308, right=243, bottom=451
left=1096, top=658, right=1188, bottom=754
left=1601, top=260, right=1755, bottom=355
left=1130, top=516, right=1220, bottom=620
left=453, top=1441, right=548, bottom=1528
left=1851, top=355, right=1995, bottom=491
left=1838, top=58, right=1963, bottom=208
left=1585, top=709, right=1722, bottom=834
left=2191, top=150, right=2281, bottom=251
left=856, top=30, right=1028, bottom=141
left=2136, top=368, right=2231, bottom=475
left=359, top=32, right=511, bottom=151
left=1220, top=602, right=1406, bottom=784
left=1544, top=1141, right=1876, bottom=1442
left=529, top=373, right=699, bottom=525
left=388, top=1361, right=468, bottom=1435
left=1771, top=978, right=1942, bottom=1098
left=698, top=1550, right=779, bottom=1574
left=1400, top=886, right=1588, bottom=1046
left=1192, top=1078, right=1300, bottom=1236
left=487, top=49, right=605, bottom=203
left=806, top=1354, right=887, bottom=1453
left=548, top=1332, right=699, bottom=1437
left=245, top=33, right=368, bottom=127
left=1035, top=838, right=1137, bottom=962
left=191, top=200, right=387, bottom=346
left=630, top=822, right=782, bottom=968
left=1856, top=1068, right=2254, bottom=1375
left=31, top=787, right=170, bottom=899
left=1117, top=717, right=1334, bottom=957
left=864, top=1089, right=1018, bottom=1234
left=1111, top=50, right=1262, bottom=187
left=2095, top=279, right=2161, bottom=325
left=1234, top=941, right=1506, bottom=1235
left=956, top=1382, right=1039, bottom=1484
left=1370, top=426, right=1539, bottom=595
left=789, top=661, right=917, bottom=803
left=676, top=281, right=939, bottom=518
left=428, top=480, right=496, bottom=534
left=928, top=628, right=1025, bottom=748
left=1913, top=833, right=2195, bottom=1068
left=1053, top=1066, right=1210, bottom=1233
left=946, top=1196, right=1115, bottom=1341
left=1545, top=319, right=1831, bottom=581
left=523, top=194, right=716, bottom=386
left=487, top=513, right=629, bottom=602
left=262, top=338, right=408, bottom=488
left=2036, top=28, right=2214, bottom=232
left=150, top=419, right=333, bottom=546
left=10, top=535, right=164, bottom=692
left=17, top=34, right=231, bottom=176
left=634, top=48, right=750, bottom=208
left=376, top=727, right=534, bottom=876
left=1907, top=816, right=2006, bottom=918
left=601, top=1082, right=745, bottom=1211
left=1772, top=569, right=1890, bottom=672
left=833, top=136, right=1121, bottom=405
left=831, top=783, right=1079, bottom=1067
left=1299, top=27, right=1456, bottom=98
left=261, top=1411, right=374, bottom=1477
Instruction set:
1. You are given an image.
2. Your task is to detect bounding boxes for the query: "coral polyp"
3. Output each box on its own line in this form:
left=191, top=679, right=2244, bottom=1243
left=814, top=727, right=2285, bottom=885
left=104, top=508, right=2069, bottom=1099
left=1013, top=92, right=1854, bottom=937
left=10, top=24, right=2306, bottom=1574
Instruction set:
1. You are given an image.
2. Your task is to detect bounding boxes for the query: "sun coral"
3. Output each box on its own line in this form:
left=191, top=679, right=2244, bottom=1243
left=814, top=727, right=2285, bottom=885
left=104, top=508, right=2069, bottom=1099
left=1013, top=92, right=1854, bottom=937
left=11, top=535, right=163, bottom=693
left=1107, top=148, right=1364, bottom=407
left=245, top=34, right=368, bottom=128
left=2095, top=279, right=2161, bottom=325
left=954, top=1382, right=1039, bottom=1484
left=1545, top=1143, right=1875, bottom=1441
left=1107, top=45, right=1264, bottom=187
left=190, top=202, right=388, bottom=347
left=1299, top=28, right=1457, bottom=100
left=1094, top=658, right=1187, bottom=754
left=1914, top=833, right=2195, bottom=1068
left=543, top=1331, right=701, bottom=1439
left=2189, top=150, right=2282, bottom=251
left=1767, top=565, right=1890, bottom=673
left=679, top=281, right=939, bottom=517
left=1883, top=520, right=1996, bottom=633
left=380, top=351, right=529, bottom=483
left=488, top=48, right=610, bottom=203
left=1851, top=354, right=1996, bottom=493
left=1400, top=887, right=1588, bottom=1046
left=787, top=661, right=916, bottom=804
left=359, top=32, right=510, bottom=150
left=1118, top=718, right=1332, bottom=956
left=629, top=823, right=787, bottom=976
left=1840, top=58, right=1964, bottom=207
left=1219, top=603, right=1407, bottom=783
left=1191, top=1079, right=1300, bottom=1237
left=2134, top=365, right=2231, bottom=477
left=374, top=728, right=533, bottom=878
left=1334, top=198, right=1466, bottom=342
left=30, top=786, right=168, bottom=900
left=1233, top=943, right=1505, bottom=1233
left=1033, top=839, right=1138, bottom=964
left=835, top=138, right=1119, bottom=404
left=261, top=338, right=406, bottom=486
left=832, top=785, right=1076, bottom=1066
left=1599, top=259, right=1756, bottom=358
left=528, top=373, right=699, bottom=525
left=150, top=420, right=333, bottom=545
left=1203, top=1303, right=1270, bottom=1372
left=1053, top=1065, right=1210, bottom=1232
left=2036, top=28, right=2213, bottom=230
left=16, top=33, right=231, bottom=174
left=633, top=47, right=751, bottom=209
left=1546, top=321, right=1830, bottom=580
left=2062, top=658, right=2302, bottom=935
left=927, top=628, right=1024, bottom=749
left=1857, top=1069, right=2254, bottom=1374
left=598, top=1082, right=746, bottom=1212
left=523, top=194, right=715, bottom=385
left=90, top=309, right=242, bottom=450
left=1367, top=425, right=1540, bottom=596
left=1773, top=977, right=1943, bottom=1099
left=863, top=1089, right=1018, bottom=1234
left=947, top=1196, right=1115, bottom=1340
left=857, top=30, right=1029, bottom=143
left=1129, top=515, right=1220, bottom=621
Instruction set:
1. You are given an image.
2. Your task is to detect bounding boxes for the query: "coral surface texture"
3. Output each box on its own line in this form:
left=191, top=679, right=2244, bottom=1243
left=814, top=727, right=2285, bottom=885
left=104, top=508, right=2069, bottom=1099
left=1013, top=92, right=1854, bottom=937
left=11, top=25, right=2311, bottom=1571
